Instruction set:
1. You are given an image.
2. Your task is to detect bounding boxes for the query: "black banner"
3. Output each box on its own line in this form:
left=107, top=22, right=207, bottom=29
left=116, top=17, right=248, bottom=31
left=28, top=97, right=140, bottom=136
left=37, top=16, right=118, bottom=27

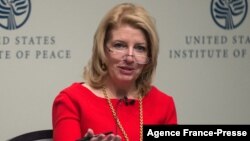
left=143, top=125, right=250, bottom=139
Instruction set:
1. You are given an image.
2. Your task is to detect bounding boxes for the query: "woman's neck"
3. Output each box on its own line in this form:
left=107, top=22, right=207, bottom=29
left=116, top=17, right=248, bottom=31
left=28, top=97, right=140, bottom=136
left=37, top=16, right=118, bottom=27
left=105, top=79, right=138, bottom=99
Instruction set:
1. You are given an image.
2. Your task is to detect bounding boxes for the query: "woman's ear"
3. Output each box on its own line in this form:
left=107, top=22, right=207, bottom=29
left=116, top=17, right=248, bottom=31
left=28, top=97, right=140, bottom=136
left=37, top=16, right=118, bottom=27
left=101, top=62, right=107, bottom=71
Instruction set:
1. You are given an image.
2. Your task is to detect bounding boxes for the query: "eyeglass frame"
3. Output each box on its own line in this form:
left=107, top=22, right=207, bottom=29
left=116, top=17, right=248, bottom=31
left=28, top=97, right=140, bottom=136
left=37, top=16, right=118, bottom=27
left=106, top=46, right=150, bottom=65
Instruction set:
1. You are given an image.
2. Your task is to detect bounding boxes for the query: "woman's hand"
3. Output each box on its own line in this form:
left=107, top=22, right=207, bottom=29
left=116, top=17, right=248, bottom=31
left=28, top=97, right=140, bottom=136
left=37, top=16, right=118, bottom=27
left=81, top=128, right=121, bottom=141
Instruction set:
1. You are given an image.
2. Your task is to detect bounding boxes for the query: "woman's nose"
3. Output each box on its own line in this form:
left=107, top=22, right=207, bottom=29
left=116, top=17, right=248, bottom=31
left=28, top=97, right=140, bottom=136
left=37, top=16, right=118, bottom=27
left=127, top=47, right=134, bottom=56
left=124, top=55, right=135, bottom=63
left=124, top=47, right=135, bottom=63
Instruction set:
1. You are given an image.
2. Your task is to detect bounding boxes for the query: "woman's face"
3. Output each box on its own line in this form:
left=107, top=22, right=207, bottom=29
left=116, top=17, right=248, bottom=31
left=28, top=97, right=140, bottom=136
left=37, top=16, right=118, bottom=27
left=105, top=24, right=148, bottom=86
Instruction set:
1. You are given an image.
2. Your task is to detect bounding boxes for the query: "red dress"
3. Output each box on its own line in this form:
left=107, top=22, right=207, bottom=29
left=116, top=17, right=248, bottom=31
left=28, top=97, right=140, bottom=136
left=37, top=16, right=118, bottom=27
left=52, top=83, right=177, bottom=141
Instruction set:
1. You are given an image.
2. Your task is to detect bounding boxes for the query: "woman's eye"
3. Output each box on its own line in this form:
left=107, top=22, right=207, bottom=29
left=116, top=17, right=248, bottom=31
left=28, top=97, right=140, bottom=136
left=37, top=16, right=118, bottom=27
left=135, top=46, right=147, bottom=52
left=113, top=43, right=126, bottom=49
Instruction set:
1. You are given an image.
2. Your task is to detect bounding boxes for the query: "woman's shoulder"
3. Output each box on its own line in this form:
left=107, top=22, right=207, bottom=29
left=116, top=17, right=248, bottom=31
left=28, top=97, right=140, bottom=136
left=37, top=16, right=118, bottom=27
left=54, top=82, right=86, bottom=101
left=146, top=86, right=174, bottom=102
left=144, top=86, right=176, bottom=113
left=61, top=82, right=84, bottom=93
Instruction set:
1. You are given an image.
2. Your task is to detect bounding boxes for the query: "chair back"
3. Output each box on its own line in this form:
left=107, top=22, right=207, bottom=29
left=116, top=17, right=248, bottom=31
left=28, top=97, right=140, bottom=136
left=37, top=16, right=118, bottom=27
left=8, top=130, right=53, bottom=141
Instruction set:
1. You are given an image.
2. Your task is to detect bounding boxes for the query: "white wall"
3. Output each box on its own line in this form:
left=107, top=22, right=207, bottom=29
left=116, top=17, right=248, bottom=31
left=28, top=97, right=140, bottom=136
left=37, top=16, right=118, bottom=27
left=0, top=0, right=249, bottom=140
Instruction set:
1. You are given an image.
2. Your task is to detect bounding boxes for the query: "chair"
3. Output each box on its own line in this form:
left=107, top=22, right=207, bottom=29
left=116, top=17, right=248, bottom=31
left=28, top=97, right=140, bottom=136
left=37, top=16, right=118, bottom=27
left=8, top=130, right=53, bottom=141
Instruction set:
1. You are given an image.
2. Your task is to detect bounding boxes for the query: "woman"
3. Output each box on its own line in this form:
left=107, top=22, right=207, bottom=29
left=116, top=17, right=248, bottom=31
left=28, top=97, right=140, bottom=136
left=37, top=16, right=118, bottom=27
left=52, top=3, right=177, bottom=141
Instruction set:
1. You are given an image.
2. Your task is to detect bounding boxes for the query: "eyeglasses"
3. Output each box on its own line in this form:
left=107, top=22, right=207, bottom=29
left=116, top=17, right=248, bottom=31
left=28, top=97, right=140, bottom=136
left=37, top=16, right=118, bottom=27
left=107, top=45, right=150, bottom=65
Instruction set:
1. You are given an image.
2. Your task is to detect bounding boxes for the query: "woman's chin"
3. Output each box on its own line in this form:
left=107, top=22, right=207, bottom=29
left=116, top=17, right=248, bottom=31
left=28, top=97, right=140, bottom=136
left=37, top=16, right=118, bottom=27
left=116, top=76, right=135, bottom=83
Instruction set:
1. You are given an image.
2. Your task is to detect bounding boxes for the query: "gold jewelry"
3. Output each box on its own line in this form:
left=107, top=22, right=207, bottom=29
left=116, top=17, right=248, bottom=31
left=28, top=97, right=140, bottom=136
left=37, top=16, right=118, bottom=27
left=102, top=87, right=143, bottom=141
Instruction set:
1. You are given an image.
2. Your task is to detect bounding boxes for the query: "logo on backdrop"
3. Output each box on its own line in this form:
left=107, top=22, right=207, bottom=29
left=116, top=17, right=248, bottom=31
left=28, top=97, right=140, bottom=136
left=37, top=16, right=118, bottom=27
left=169, top=0, right=249, bottom=59
left=0, top=0, right=71, bottom=60
left=0, top=0, right=31, bottom=30
left=211, top=0, right=248, bottom=30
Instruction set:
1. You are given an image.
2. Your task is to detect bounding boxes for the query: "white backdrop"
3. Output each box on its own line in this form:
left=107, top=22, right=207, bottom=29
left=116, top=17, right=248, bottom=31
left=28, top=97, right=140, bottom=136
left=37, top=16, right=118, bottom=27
left=0, top=0, right=249, bottom=140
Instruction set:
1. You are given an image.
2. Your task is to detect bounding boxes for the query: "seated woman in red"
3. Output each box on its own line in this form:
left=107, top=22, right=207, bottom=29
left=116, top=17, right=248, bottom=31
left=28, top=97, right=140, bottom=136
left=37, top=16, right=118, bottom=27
left=52, top=3, right=177, bottom=141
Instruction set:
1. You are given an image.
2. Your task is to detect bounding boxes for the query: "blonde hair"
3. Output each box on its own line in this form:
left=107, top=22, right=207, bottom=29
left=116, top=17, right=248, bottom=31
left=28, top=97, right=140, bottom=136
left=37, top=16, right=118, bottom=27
left=84, top=3, right=159, bottom=95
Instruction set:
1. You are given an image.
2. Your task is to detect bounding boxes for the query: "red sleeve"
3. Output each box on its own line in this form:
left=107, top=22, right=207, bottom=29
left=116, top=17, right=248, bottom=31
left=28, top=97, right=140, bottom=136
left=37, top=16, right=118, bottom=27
left=164, top=97, right=178, bottom=124
left=52, top=92, right=82, bottom=141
